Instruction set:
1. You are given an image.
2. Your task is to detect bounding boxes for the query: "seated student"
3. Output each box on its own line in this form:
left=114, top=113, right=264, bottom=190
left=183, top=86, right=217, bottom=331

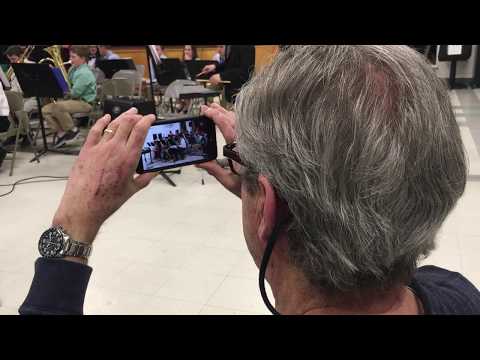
left=87, top=46, right=100, bottom=69
left=177, top=45, right=200, bottom=112
left=41, top=45, right=97, bottom=148
left=2, top=45, right=39, bottom=147
left=147, top=45, right=168, bottom=84
left=178, top=134, right=187, bottom=159
left=183, top=45, right=199, bottom=61
left=154, top=139, right=162, bottom=159
left=148, top=142, right=157, bottom=162
left=61, top=45, right=71, bottom=62
left=167, top=135, right=180, bottom=162
left=98, top=45, right=120, bottom=60
left=155, top=45, right=168, bottom=60
left=160, top=138, right=170, bottom=160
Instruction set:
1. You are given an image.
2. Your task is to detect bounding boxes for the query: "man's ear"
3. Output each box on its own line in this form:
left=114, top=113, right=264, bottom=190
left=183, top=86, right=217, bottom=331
left=257, top=175, right=278, bottom=246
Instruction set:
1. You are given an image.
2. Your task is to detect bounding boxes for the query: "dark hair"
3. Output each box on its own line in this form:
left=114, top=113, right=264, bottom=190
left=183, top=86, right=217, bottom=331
left=89, top=45, right=100, bottom=59
left=70, top=45, right=90, bottom=60
left=4, top=45, right=23, bottom=57
left=183, top=45, right=198, bottom=60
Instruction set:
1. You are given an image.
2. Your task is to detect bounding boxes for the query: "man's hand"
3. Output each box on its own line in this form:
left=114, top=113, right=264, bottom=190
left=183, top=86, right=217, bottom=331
left=196, top=104, right=242, bottom=198
left=52, top=108, right=158, bottom=245
left=196, top=64, right=217, bottom=78
left=208, top=73, right=221, bottom=86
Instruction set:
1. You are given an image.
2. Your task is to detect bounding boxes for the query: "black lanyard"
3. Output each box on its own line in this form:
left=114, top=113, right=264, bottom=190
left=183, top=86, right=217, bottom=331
left=259, top=224, right=281, bottom=315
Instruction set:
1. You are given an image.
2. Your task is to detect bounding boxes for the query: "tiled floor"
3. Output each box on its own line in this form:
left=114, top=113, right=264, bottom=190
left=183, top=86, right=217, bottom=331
left=1, top=89, right=480, bottom=315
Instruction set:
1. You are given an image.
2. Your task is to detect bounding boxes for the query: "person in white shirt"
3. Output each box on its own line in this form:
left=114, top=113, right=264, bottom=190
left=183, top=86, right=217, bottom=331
left=149, top=45, right=168, bottom=83
left=4, top=46, right=37, bottom=113
left=2, top=46, right=38, bottom=147
left=155, top=45, right=168, bottom=60
left=212, top=45, right=225, bottom=64
left=0, top=82, right=9, bottom=118
left=178, top=134, right=187, bottom=159
left=87, top=46, right=100, bottom=69
left=0, top=84, right=10, bottom=167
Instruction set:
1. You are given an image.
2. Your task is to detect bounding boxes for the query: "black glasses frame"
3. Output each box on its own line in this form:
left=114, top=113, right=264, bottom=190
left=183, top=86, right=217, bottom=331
left=223, top=142, right=244, bottom=175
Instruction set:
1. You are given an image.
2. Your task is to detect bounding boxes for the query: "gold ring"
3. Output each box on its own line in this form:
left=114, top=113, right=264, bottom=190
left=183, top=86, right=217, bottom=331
left=104, top=128, right=114, bottom=135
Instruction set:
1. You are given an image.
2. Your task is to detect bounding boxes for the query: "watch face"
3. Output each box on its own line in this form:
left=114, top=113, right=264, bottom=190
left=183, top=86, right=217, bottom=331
left=38, top=228, right=64, bottom=257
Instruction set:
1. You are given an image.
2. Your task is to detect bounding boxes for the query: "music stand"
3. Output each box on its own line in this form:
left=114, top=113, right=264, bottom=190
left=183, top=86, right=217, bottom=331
left=145, top=46, right=181, bottom=187
left=438, top=45, right=473, bottom=89
left=156, top=59, right=189, bottom=86
left=11, top=63, right=74, bottom=162
left=95, top=59, right=136, bottom=79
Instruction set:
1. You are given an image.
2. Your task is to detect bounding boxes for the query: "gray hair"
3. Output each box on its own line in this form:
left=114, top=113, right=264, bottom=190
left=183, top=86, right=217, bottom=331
left=235, top=45, right=466, bottom=296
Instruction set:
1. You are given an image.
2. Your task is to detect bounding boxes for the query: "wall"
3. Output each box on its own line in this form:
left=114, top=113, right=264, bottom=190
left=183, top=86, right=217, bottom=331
left=163, top=46, right=218, bottom=60
left=112, top=46, right=279, bottom=78
left=254, top=45, right=278, bottom=72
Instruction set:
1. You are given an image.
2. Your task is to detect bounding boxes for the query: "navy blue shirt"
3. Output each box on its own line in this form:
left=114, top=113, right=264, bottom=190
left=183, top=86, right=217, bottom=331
left=19, top=260, right=480, bottom=315
left=409, top=265, right=480, bottom=314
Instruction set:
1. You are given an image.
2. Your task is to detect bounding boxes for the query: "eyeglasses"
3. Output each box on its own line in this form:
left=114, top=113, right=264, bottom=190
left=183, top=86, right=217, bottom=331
left=223, top=142, right=245, bottom=176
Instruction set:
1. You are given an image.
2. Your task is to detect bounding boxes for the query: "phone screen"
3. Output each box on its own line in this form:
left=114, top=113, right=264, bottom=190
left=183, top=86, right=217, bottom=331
left=137, top=115, right=217, bottom=173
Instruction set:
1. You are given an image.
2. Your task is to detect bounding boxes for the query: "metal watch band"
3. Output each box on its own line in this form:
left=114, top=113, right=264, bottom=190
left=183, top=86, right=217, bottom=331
left=63, top=239, right=92, bottom=259
left=55, top=227, right=92, bottom=259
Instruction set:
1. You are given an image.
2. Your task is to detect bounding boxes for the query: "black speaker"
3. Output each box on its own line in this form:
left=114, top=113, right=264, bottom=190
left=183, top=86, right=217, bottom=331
left=103, top=97, right=156, bottom=119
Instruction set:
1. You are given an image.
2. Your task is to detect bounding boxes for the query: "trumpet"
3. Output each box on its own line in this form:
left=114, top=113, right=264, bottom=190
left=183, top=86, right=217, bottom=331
left=6, top=45, right=35, bottom=81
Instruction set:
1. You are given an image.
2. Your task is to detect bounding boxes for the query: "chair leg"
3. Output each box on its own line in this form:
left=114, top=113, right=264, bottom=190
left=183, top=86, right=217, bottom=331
left=32, top=125, right=40, bottom=146
left=9, top=126, right=21, bottom=176
left=24, top=115, right=37, bottom=151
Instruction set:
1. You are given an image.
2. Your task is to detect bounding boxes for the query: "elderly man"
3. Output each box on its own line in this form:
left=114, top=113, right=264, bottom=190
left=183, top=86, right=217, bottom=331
left=20, top=46, right=480, bottom=315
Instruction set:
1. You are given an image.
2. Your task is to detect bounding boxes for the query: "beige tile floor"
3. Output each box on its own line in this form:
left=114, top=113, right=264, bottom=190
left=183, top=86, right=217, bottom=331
left=0, top=89, right=479, bottom=315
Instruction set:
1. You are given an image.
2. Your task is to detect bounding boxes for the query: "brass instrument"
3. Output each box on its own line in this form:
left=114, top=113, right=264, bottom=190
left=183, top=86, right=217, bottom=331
left=39, top=45, right=71, bottom=91
left=6, top=45, right=35, bottom=81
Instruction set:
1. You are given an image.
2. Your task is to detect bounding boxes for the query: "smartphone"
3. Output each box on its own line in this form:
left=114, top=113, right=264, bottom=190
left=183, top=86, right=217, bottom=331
left=137, top=115, right=217, bottom=173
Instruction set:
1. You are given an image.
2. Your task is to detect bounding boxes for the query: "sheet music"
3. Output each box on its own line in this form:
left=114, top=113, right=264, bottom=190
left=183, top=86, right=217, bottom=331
left=447, top=45, right=462, bottom=56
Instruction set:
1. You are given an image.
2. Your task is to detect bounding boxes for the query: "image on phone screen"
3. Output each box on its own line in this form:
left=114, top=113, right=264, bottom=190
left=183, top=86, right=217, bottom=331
left=137, top=115, right=217, bottom=173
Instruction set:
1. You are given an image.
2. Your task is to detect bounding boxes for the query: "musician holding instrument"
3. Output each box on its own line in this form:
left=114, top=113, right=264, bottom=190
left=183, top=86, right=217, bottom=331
left=2, top=45, right=38, bottom=147
left=198, top=45, right=255, bottom=104
left=41, top=45, right=96, bottom=148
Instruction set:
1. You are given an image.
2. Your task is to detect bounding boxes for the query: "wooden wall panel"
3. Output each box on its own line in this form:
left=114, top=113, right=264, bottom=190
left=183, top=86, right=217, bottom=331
left=114, top=47, right=149, bottom=77
left=163, top=46, right=218, bottom=60
left=112, top=45, right=279, bottom=78
left=254, top=45, right=279, bottom=73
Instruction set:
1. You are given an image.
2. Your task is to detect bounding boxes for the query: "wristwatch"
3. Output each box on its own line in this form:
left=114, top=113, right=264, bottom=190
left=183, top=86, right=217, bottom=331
left=38, top=226, right=92, bottom=259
